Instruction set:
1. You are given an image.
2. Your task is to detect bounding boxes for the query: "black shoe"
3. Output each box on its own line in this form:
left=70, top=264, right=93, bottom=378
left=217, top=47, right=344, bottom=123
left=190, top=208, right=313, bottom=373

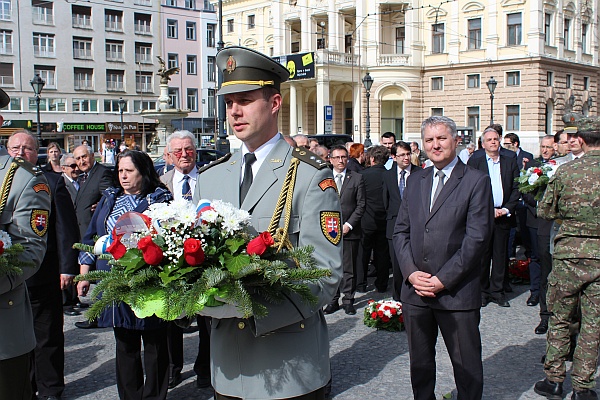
left=527, top=294, right=540, bottom=306
left=536, top=320, right=549, bottom=335
left=481, top=295, right=490, bottom=307
left=75, top=302, right=89, bottom=309
left=75, top=320, right=99, bottom=329
left=342, top=304, right=356, bottom=315
left=324, top=303, right=340, bottom=314
left=534, top=378, right=563, bottom=400
left=168, top=372, right=183, bottom=389
left=356, top=284, right=367, bottom=293
left=490, top=295, right=510, bottom=307
left=196, top=376, right=211, bottom=389
left=572, top=389, right=598, bottom=400
left=63, top=307, right=81, bottom=316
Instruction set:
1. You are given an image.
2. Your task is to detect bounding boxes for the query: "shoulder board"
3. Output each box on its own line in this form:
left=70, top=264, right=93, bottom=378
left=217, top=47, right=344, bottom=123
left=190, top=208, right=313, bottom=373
left=198, top=152, right=232, bottom=174
left=12, top=157, right=44, bottom=176
left=292, top=147, right=329, bottom=170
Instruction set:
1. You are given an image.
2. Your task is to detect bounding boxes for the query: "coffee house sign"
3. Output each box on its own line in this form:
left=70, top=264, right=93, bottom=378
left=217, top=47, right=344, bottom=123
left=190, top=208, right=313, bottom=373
left=59, top=122, right=139, bottom=133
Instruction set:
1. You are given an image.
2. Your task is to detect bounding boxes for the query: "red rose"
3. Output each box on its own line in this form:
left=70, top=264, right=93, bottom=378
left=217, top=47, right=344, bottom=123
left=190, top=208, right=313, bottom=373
left=390, top=308, right=397, bottom=315
left=371, top=312, right=377, bottom=319
left=548, top=159, right=557, bottom=165
left=533, top=168, right=543, bottom=176
left=0, top=241, right=4, bottom=256
left=399, top=314, right=404, bottom=323
left=246, top=231, right=275, bottom=256
left=183, top=238, right=205, bottom=266
left=381, top=316, right=390, bottom=323
left=137, top=236, right=164, bottom=265
left=107, top=237, right=127, bottom=260
left=377, top=310, right=384, bottom=318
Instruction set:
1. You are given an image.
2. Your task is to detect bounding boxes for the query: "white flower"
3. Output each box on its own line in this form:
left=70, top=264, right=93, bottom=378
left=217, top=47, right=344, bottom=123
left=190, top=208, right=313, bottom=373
left=547, top=165, right=559, bottom=178
left=528, top=174, right=539, bottom=185
left=0, top=230, right=12, bottom=249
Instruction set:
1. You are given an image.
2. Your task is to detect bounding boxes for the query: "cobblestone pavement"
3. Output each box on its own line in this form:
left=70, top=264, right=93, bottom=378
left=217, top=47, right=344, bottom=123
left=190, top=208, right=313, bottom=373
left=61, top=282, right=594, bottom=399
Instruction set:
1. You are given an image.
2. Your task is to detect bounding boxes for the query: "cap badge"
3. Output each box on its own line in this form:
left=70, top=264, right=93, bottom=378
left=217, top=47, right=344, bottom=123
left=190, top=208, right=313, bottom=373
left=226, top=56, right=236, bottom=74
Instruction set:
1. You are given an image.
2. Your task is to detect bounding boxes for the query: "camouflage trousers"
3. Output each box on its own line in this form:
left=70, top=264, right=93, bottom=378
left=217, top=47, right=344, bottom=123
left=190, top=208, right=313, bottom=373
left=544, top=258, right=600, bottom=390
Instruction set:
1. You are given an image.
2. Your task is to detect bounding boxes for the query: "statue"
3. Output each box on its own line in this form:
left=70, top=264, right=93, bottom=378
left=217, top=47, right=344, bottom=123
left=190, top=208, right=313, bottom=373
left=156, top=56, right=180, bottom=84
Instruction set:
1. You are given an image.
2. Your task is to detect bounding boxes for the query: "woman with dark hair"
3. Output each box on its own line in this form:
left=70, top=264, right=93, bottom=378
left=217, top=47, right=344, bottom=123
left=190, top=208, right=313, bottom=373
left=44, top=141, right=63, bottom=173
left=347, top=143, right=365, bottom=172
left=77, top=150, right=172, bottom=400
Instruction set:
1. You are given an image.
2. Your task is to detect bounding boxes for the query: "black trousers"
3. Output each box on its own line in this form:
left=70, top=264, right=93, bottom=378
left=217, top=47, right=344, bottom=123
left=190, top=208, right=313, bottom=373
left=403, top=303, right=483, bottom=400
left=481, top=223, right=510, bottom=297
left=358, top=227, right=391, bottom=291
left=28, top=284, right=65, bottom=398
left=215, top=386, right=325, bottom=400
left=389, top=238, right=403, bottom=301
left=113, top=327, right=169, bottom=400
left=167, top=317, right=211, bottom=379
left=0, top=353, right=31, bottom=400
left=331, top=238, right=359, bottom=305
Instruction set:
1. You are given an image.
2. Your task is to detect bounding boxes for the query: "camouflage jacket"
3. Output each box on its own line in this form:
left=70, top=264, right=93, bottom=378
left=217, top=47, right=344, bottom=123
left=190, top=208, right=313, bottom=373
left=538, top=150, right=600, bottom=260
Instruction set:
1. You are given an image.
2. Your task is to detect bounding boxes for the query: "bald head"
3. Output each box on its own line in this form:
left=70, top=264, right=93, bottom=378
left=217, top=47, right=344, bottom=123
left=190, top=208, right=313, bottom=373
left=73, top=145, right=94, bottom=173
left=7, top=131, right=38, bottom=164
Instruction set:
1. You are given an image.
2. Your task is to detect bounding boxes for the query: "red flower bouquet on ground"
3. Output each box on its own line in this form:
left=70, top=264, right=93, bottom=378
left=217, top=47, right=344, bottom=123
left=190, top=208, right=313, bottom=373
left=363, top=299, right=404, bottom=332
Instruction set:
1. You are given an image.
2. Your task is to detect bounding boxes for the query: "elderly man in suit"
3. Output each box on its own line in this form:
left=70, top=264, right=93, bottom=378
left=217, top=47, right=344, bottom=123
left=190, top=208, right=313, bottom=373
left=383, top=141, right=417, bottom=301
left=7, top=130, right=80, bottom=400
left=193, top=46, right=342, bottom=400
left=324, top=145, right=366, bottom=315
left=468, top=127, right=520, bottom=307
left=60, top=155, right=79, bottom=203
left=394, top=115, right=493, bottom=400
left=72, top=145, right=113, bottom=329
left=160, top=130, right=211, bottom=390
left=0, top=88, right=52, bottom=400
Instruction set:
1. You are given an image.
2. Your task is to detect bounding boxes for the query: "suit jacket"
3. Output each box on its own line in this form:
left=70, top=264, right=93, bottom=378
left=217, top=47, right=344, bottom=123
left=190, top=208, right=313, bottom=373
left=359, top=164, right=388, bottom=231
left=26, top=172, right=79, bottom=288
left=382, top=163, right=418, bottom=239
left=194, top=136, right=342, bottom=399
left=0, top=156, right=50, bottom=360
left=63, top=175, right=78, bottom=204
left=337, top=169, right=366, bottom=241
left=517, top=148, right=534, bottom=171
left=393, top=160, right=494, bottom=310
left=471, top=147, right=516, bottom=160
left=467, top=153, right=520, bottom=228
left=160, top=169, right=176, bottom=194
left=74, top=162, right=113, bottom=238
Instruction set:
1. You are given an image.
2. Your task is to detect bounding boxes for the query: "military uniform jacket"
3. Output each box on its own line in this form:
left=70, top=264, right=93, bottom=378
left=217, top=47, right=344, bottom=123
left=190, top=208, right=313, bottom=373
left=538, top=150, right=600, bottom=260
left=194, top=136, right=342, bottom=399
left=0, top=155, right=50, bottom=360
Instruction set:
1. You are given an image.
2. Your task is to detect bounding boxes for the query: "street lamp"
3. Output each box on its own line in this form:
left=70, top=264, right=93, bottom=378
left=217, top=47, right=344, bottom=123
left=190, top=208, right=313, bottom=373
left=118, top=97, right=126, bottom=145
left=362, top=72, right=374, bottom=147
left=486, top=76, right=497, bottom=124
left=319, top=21, right=326, bottom=49
left=30, top=74, right=45, bottom=143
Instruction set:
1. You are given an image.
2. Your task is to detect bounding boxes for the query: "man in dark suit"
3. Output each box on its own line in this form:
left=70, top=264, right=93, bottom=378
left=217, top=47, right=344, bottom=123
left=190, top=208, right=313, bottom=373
left=72, top=144, right=113, bottom=329
left=468, top=127, right=520, bottom=307
left=383, top=141, right=417, bottom=301
left=324, top=145, right=366, bottom=315
left=358, top=146, right=392, bottom=293
left=470, top=124, right=517, bottom=161
left=8, top=131, right=79, bottom=400
left=394, top=116, right=493, bottom=400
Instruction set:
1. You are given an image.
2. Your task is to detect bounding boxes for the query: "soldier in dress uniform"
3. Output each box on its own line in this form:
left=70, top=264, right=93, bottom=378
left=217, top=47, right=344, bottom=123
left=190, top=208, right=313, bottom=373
left=0, top=88, right=51, bottom=400
left=534, top=117, right=600, bottom=400
left=193, top=46, right=342, bottom=400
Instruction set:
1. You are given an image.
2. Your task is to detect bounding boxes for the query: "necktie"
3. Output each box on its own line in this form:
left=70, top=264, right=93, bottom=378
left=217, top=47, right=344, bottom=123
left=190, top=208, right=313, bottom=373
left=240, top=153, right=257, bottom=204
left=182, top=175, right=192, bottom=201
left=335, top=174, right=343, bottom=194
left=73, top=180, right=80, bottom=191
left=431, top=170, right=446, bottom=209
left=399, top=169, right=406, bottom=199
left=78, top=172, right=88, bottom=185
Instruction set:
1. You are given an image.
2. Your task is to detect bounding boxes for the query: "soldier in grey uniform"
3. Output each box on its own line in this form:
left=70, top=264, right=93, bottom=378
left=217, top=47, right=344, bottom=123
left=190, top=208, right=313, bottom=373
left=193, top=47, right=342, bottom=400
left=0, top=88, right=51, bottom=400
left=534, top=117, right=600, bottom=400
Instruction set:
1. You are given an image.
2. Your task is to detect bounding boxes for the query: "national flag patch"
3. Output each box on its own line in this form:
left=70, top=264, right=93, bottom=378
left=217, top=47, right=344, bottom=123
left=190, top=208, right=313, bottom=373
left=318, top=178, right=336, bottom=192
left=320, top=211, right=341, bottom=245
left=30, top=209, right=49, bottom=237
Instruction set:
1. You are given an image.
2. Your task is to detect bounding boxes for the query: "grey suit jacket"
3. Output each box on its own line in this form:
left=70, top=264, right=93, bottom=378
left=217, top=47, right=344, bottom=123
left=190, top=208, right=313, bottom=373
left=160, top=169, right=175, bottom=194
left=393, top=160, right=494, bottom=310
left=63, top=175, right=78, bottom=204
left=0, top=156, right=50, bottom=360
left=194, top=136, right=342, bottom=399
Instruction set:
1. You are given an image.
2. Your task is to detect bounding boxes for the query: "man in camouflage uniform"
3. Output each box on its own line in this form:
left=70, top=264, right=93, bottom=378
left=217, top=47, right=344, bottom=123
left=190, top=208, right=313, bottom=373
left=534, top=117, right=600, bottom=400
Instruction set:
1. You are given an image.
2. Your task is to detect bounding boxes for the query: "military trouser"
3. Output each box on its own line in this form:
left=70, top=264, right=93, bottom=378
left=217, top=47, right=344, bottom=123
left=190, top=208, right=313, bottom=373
left=545, top=258, right=600, bottom=390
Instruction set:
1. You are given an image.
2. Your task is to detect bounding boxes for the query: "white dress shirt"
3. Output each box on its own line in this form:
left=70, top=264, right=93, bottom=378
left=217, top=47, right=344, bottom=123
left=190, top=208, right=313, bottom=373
left=240, top=133, right=281, bottom=184
left=173, top=166, right=198, bottom=201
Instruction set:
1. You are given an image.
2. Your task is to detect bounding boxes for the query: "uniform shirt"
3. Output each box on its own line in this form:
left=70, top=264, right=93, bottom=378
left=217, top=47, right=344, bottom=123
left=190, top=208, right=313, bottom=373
left=240, top=134, right=280, bottom=184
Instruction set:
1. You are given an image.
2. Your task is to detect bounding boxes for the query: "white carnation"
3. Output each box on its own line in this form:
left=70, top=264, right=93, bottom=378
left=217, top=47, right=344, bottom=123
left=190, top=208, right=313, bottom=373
left=0, top=230, right=12, bottom=248
left=528, top=174, right=539, bottom=185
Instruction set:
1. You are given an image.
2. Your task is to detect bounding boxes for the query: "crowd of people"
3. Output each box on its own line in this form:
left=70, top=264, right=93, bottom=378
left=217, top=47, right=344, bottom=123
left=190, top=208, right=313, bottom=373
left=0, top=45, right=599, bottom=400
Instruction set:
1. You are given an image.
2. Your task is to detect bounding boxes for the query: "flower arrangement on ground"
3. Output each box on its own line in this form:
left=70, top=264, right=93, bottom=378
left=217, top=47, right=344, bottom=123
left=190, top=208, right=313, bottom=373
left=363, top=299, right=404, bottom=332
left=76, top=199, right=329, bottom=321
left=516, top=162, right=560, bottom=200
left=0, top=230, right=30, bottom=276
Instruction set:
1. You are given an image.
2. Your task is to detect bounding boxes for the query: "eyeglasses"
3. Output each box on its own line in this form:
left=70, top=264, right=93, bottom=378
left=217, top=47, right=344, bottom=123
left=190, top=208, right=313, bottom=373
left=64, top=163, right=77, bottom=169
left=396, top=152, right=411, bottom=158
left=330, top=156, right=347, bottom=161
left=503, top=142, right=513, bottom=146
left=171, top=149, right=195, bottom=158
left=8, top=145, right=36, bottom=154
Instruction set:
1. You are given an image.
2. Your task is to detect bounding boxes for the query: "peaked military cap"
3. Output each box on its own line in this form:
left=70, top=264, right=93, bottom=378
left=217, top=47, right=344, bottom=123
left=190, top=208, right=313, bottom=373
left=217, top=46, right=290, bottom=95
left=576, top=116, right=600, bottom=133
left=0, top=88, right=9, bottom=109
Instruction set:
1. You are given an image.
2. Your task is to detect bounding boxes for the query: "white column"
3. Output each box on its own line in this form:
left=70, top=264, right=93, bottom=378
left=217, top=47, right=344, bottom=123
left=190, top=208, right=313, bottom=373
left=290, top=82, right=298, bottom=135
left=316, top=72, right=330, bottom=135
left=527, top=0, right=543, bottom=57
left=301, top=0, right=310, bottom=52
left=328, top=0, right=339, bottom=51
left=448, top=0, right=460, bottom=63
left=486, top=0, right=499, bottom=60
left=297, top=87, right=304, bottom=134
left=353, top=83, right=362, bottom=142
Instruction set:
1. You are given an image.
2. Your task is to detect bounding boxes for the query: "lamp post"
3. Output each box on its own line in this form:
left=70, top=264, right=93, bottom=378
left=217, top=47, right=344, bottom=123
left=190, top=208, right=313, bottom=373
left=30, top=74, right=45, bottom=143
left=486, top=76, right=497, bottom=125
left=362, top=72, right=373, bottom=147
left=587, top=96, right=593, bottom=115
left=118, top=97, right=126, bottom=145
left=319, top=21, right=326, bottom=49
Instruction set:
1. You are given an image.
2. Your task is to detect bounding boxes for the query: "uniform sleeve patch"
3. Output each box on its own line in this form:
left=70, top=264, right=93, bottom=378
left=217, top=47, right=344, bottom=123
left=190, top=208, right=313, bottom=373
left=30, top=209, right=49, bottom=237
left=33, top=183, right=50, bottom=195
left=318, top=178, right=336, bottom=192
left=320, top=211, right=341, bottom=245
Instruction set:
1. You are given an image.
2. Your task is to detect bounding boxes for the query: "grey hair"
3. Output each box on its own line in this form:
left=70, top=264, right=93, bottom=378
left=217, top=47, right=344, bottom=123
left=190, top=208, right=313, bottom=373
left=60, top=153, right=75, bottom=166
left=292, top=134, right=308, bottom=140
left=482, top=126, right=500, bottom=138
left=420, top=116, right=457, bottom=139
left=166, top=130, right=197, bottom=151
left=466, top=142, right=476, bottom=149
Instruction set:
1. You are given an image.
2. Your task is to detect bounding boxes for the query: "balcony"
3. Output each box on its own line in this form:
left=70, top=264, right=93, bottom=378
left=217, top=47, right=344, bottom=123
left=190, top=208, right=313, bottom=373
left=134, top=23, right=151, bottom=35
left=377, top=53, right=411, bottom=66
left=0, top=44, right=12, bottom=55
left=33, top=10, right=53, bottom=25
left=0, top=76, right=14, bottom=86
left=73, top=48, right=93, bottom=60
left=136, top=82, right=153, bottom=93
left=315, top=49, right=359, bottom=66
left=107, top=81, right=124, bottom=91
left=135, top=53, right=152, bottom=64
left=72, top=15, right=92, bottom=29
left=105, top=22, right=123, bottom=32
left=0, top=10, right=11, bottom=20
left=74, top=80, right=94, bottom=90
left=34, top=46, right=55, bottom=57
left=134, top=0, right=152, bottom=5
left=106, top=51, right=123, bottom=62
